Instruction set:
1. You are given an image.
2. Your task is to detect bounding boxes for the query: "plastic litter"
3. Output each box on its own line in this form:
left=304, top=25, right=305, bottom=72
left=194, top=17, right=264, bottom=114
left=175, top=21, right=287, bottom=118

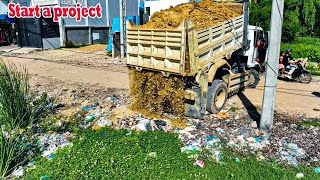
left=181, top=145, right=202, bottom=154
left=212, top=150, right=223, bottom=162
left=194, top=160, right=205, bottom=168
left=49, top=154, right=55, bottom=160
left=314, top=167, right=320, bottom=174
left=11, top=167, right=23, bottom=177
left=216, top=128, right=224, bottom=133
left=110, top=97, right=118, bottom=102
left=296, top=172, right=304, bottom=179
left=148, top=152, right=157, bottom=158
left=132, top=120, right=152, bottom=131
left=81, top=105, right=95, bottom=111
left=85, top=114, right=95, bottom=122
left=235, top=157, right=241, bottom=163
left=41, top=174, right=49, bottom=179
left=93, top=118, right=113, bottom=130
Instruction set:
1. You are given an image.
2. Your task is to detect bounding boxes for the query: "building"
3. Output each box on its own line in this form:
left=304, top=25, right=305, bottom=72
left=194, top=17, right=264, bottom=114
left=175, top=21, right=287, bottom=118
left=0, top=0, right=15, bottom=45
left=15, top=0, right=139, bottom=49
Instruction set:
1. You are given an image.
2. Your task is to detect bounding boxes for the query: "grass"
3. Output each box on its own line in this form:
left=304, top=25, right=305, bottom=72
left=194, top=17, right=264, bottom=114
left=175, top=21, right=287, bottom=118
left=25, top=128, right=319, bottom=180
left=0, top=130, right=28, bottom=178
left=299, top=118, right=320, bottom=127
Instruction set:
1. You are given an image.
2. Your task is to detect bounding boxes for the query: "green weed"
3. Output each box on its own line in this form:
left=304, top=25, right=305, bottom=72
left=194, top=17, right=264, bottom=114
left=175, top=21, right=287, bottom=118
left=25, top=128, right=319, bottom=179
left=299, top=119, right=320, bottom=127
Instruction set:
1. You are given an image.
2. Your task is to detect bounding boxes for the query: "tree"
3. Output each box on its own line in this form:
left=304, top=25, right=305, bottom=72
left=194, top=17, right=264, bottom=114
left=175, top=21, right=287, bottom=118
left=300, top=0, right=316, bottom=36
left=250, top=0, right=304, bottom=42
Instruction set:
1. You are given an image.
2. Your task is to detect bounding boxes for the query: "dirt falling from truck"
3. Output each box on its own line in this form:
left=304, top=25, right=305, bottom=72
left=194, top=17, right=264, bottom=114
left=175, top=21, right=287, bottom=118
left=136, top=0, right=243, bottom=29
left=129, top=69, right=186, bottom=124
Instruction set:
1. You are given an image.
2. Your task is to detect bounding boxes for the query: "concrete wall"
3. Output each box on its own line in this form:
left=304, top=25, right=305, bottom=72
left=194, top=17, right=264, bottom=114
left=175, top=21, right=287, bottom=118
left=66, top=28, right=89, bottom=44
left=43, top=37, right=61, bottom=49
left=108, top=0, right=139, bottom=26
left=92, top=27, right=108, bottom=44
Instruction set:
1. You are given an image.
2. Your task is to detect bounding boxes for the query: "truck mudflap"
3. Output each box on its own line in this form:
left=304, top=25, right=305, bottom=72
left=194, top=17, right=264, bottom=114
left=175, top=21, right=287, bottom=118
left=185, top=86, right=207, bottom=119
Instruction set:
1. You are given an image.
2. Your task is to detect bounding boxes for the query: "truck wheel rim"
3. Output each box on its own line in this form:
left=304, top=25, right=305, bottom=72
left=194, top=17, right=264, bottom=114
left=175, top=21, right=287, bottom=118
left=215, top=89, right=226, bottom=108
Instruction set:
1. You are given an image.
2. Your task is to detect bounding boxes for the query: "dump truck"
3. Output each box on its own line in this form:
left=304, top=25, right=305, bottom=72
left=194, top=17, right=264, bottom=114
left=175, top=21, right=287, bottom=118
left=126, top=1, right=267, bottom=118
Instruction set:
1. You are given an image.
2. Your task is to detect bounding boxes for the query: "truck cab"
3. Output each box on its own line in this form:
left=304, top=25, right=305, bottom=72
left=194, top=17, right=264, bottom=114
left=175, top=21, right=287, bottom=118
left=242, top=25, right=268, bottom=71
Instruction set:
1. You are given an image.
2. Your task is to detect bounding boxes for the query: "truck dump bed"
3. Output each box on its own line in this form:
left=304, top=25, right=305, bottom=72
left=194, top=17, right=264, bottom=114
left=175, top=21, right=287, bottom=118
left=126, top=15, right=244, bottom=76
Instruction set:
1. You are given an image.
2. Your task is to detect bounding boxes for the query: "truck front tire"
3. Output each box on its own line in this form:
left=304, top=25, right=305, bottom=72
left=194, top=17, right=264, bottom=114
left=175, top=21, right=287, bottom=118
left=206, top=80, right=228, bottom=114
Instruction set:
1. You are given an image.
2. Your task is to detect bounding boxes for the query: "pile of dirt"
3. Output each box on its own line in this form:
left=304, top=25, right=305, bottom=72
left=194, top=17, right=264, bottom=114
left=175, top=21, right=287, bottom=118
left=129, top=69, right=185, bottom=119
left=136, top=0, right=242, bottom=29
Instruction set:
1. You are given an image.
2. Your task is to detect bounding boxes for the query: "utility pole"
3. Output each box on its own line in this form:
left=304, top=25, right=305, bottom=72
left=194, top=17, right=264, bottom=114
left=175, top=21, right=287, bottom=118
left=260, top=0, right=284, bottom=133
left=119, top=0, right=125, bottom=58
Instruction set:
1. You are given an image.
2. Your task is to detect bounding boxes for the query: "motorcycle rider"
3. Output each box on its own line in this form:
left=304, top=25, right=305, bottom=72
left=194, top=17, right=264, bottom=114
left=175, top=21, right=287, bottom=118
left=282, top=48, right=296, bottom=79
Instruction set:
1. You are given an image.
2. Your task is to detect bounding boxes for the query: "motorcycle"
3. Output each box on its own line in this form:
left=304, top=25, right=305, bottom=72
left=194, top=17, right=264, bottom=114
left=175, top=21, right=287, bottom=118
left=278, top=59, right=312, bottom=84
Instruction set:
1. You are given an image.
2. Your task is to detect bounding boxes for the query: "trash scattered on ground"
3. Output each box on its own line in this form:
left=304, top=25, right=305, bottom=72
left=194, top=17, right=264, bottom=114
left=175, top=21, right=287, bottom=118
left=296, top=172, right=304, bottom=179
left=85, top=114, right=95, bottom=122
left=81, top=105, right=95, bottom=111
left=148, top=152, right=157, bottom=158
left=7, top=82, right=319, bottom=179
left=40, top=174, right=49, bottom=179
left=11, top=167, right=24, bottom=177
left=216, top=112, right=230, bottom=119
left=194, top=160, right=205, bottom=168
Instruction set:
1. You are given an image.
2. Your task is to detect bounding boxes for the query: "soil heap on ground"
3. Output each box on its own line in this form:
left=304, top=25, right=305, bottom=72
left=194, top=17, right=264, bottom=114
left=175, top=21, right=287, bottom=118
left=136, top=0, right=243, bottom=29
left=129, top=69, right=185, bottom=119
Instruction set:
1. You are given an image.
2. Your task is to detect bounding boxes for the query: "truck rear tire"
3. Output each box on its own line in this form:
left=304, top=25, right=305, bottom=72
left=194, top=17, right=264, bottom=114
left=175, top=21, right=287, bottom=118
left=206, top=80, right=228, bottom=114
left=248, top=69, right=260, bottom=88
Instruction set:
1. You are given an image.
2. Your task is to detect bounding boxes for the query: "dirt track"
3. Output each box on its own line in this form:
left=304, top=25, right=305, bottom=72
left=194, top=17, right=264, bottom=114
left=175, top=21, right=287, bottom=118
left=1, top=46, right=319, bottom=118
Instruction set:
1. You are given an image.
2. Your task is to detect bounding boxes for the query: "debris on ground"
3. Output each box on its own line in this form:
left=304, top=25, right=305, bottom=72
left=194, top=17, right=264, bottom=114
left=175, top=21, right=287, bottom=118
left=8, top=74, right=319, bottom=179
left=194, top=160, right=205, bottom=168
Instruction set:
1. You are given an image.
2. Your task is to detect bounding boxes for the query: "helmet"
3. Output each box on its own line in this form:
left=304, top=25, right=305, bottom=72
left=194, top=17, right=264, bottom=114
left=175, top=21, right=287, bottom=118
left=286, top=48, right=292, bottom=53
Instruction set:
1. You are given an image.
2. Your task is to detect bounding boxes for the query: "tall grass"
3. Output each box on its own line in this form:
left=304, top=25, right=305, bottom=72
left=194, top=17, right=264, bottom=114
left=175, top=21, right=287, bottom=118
left=0, top=61, right=34, bottom=129
left=0, top=129, right=26, bottom=178
left=0, top=61, right=53, bottom=178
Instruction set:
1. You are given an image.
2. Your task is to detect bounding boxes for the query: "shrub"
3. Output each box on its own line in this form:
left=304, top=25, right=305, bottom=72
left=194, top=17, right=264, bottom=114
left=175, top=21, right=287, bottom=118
left=0, top=62, right=53, bottom=129
left=281, top=37, right=320, bottom=63
left=0, top=62, right=34, bottom=129
left=64, top=41, right=79, bottom=48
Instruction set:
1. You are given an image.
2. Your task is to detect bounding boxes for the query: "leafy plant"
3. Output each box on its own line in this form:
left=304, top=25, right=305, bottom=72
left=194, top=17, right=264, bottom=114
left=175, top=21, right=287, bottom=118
left=0, top=128, right=27, bottom=178
left=0, top=62, right=34, bottom=129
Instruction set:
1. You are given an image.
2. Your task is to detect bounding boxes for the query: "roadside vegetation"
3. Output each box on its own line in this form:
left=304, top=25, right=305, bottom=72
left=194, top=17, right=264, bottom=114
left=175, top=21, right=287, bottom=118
left=281, top=37, right=320, bottom=75
left=25, top=128, right=319, bottom=179
left=0, top=61, right=51, bottom=178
